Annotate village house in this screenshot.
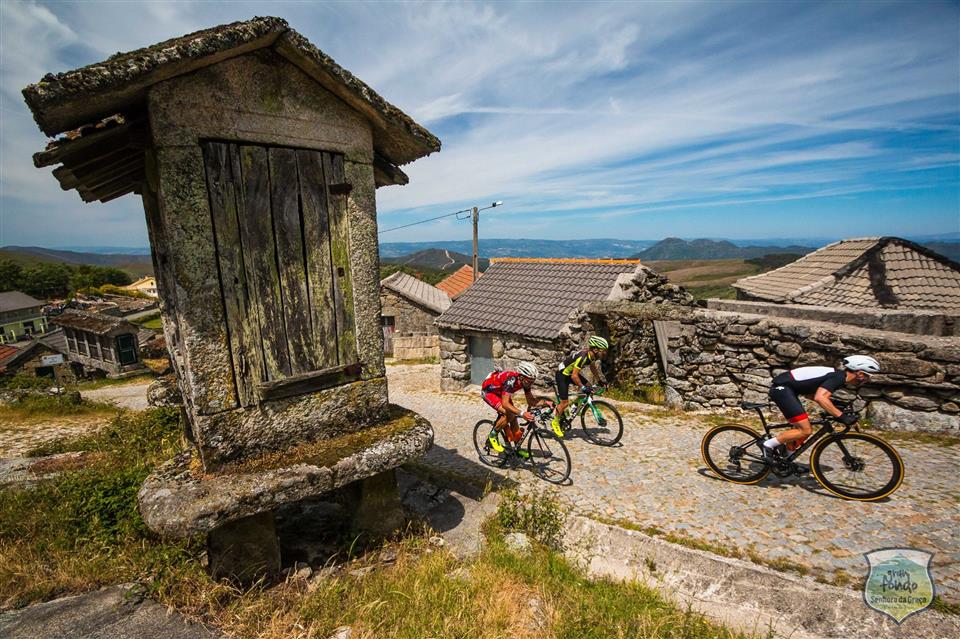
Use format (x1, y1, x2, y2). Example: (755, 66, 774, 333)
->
(434, 258, 693, 390)
(435, 264, 477, 300)
(380, 271, 450, 357)
(123, 275, 159, 298)
(51, 310, 145, 377)
(733, 237, 960, 310)
(0, 339, 78, 384)
(0, 291, 49, 344)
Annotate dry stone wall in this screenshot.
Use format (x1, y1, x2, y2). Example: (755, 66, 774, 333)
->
(585, 302, 960, 432)
(380, 289, 439, 336)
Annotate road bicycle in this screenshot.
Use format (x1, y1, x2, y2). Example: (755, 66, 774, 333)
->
(700, 399, 904, 501)
(544, 380, 624, 446)
(473, 407, 572, 484)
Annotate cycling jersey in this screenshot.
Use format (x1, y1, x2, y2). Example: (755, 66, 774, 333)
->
(481, 370, 524, 412)
(770, 366, 846, 423)
(558, 349, 596, 377)
(772, 367, 846, 395)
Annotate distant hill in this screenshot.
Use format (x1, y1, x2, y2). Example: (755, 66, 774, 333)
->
(383, 248, 490, 271)
(380, 238, 656, 259)
(632, 238, 815, 260)
(923, 241, 960, 263)
(0, 246, 154, 277)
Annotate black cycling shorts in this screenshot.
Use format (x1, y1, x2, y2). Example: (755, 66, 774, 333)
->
(555, 371, 572, 400)
(769, 384, 809, 423)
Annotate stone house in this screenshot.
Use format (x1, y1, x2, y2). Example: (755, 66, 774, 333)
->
(52, 310, 145, 377)
(23, 16, 440, 582)
(733, 237, 960, 310)
(434, 258, 692, 390)
(436, 265, 477, 300)
(0, 339, 78, 384)
(0, 291, 49, 344)
(380, 271, 450, 356)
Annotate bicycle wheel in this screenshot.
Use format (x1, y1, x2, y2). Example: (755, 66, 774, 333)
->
(700, 424, 770, 484)
(473, 419, 508, 467)
(809, 433, 904, 501)
(526, 429, 571, 484)
(579, 399, 624, 445)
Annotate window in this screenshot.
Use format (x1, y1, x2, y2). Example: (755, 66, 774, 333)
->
(116, 334, 137, 365)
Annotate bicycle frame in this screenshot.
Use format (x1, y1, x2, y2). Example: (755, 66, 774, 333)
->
(744, 406, 854, 463)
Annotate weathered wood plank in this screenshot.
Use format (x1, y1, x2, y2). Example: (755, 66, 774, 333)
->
(324, 152, 358, 367)
(268, 147, 318, 375)
(202, 142, 257, 405)
(257, 362, 363, 402)
(296, 149, 339, 369)
(237, 144, 291, 381)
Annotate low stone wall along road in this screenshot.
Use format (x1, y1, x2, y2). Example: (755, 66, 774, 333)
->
(388, 364, 960, 603)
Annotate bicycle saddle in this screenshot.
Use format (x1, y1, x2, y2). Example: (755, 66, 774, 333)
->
(740, 401, 767, 410)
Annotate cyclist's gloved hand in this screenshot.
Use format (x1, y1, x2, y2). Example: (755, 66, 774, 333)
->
(522, 411, 534, 421)
(838, 411, 858, 425)
(580, 385, 593, 394)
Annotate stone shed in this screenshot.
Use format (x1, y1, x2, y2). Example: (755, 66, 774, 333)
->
(434, 258, 692, 390)
(24, 17, 440, 582)
(380, 271, 450, 357)
(733, 237, 960, 310)
(52, 310, 145, 377)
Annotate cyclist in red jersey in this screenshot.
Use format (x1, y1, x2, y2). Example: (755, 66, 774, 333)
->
(481, 362, 553, 454)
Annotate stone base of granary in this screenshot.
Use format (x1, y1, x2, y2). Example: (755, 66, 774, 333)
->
(138, 405, 433, 582)
(207, 512, 281, 585)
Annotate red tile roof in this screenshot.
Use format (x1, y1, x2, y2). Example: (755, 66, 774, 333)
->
(0, 344, 20, 371)
(436, 265, 477, 299)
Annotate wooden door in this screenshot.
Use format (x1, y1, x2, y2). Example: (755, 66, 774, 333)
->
(201, 141, 359, 406)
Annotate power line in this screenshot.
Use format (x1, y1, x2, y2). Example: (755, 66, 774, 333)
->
(378, 207, 471, 235)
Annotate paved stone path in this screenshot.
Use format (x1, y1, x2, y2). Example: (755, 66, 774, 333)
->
(389, 364, 960, 602)
(82, 381, 153, 411)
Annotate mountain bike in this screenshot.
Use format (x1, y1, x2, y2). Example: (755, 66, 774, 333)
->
(473, 407, 572, 484)
(700, 400, 904, 501)
(544, 380, 624, 446)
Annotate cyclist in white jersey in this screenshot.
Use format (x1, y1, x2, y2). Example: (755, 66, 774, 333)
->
(763, 355, 879, 459)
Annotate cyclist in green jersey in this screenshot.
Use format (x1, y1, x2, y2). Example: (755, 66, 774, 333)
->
(551, 336, 609, 437)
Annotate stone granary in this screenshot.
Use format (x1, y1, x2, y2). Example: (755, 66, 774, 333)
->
(733, 237, 960, 310)
(53, 310, 146, 377)
(23, 17, 440, 582)
(434, 258, 693, 389)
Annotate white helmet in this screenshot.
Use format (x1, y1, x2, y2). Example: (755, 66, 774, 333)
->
(842, 355, 880, 374)
(516, 362, 539, 380)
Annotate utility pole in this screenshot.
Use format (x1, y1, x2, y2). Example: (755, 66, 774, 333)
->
(470, 201, 503, 282)
(472, 207, 479, 281)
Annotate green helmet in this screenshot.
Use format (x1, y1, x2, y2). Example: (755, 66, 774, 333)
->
(588, 336, 609, 350)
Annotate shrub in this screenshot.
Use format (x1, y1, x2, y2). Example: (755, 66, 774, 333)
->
(494, 489, 566, 549)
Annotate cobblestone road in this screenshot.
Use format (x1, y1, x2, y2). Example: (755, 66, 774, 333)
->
(389, 363, 960, 602)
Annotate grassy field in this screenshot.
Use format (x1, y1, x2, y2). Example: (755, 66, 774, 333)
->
(647, 259, 760, 300)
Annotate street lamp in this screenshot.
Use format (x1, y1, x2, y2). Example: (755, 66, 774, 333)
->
(472, 201, 503, 281)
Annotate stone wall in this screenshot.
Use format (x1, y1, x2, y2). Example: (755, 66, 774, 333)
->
(380, 289, 439, 336)
(586, 302, 960, 432)
(706, 299, 960, 337)
(393, 334, 439, 360)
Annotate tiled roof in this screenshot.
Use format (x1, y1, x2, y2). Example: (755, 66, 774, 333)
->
(381, 271, 451, 314)
(39, 329, 68, 354)
(436, 265, 477, 299)
(52, 310, 137, 335)
(0, 291, 45, 313)
(436, 259, 640, 340)
(0, 344, 20, 369)
(733, 237, 960, 310)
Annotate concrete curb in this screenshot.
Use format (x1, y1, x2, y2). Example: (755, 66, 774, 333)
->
(562, 515, 959, 639)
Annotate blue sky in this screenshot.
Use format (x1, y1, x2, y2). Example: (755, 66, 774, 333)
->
(0, 0, 958, 248)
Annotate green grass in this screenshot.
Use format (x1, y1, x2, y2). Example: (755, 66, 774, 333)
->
(0, 394, 117, 422)
(75, 372, 155, 391)
(686, 284, 737, 300)
(131, 310, 163, 330)
(1, 408, 196, 608)
(385, 356, 438, 366)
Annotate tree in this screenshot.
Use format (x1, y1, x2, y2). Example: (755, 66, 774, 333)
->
(69, 265, 131, 291)
(19, 263, 72, 299)
(0, 260, 23, 292)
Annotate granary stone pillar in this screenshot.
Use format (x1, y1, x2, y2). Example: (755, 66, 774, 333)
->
(24, 17, 441, 583)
